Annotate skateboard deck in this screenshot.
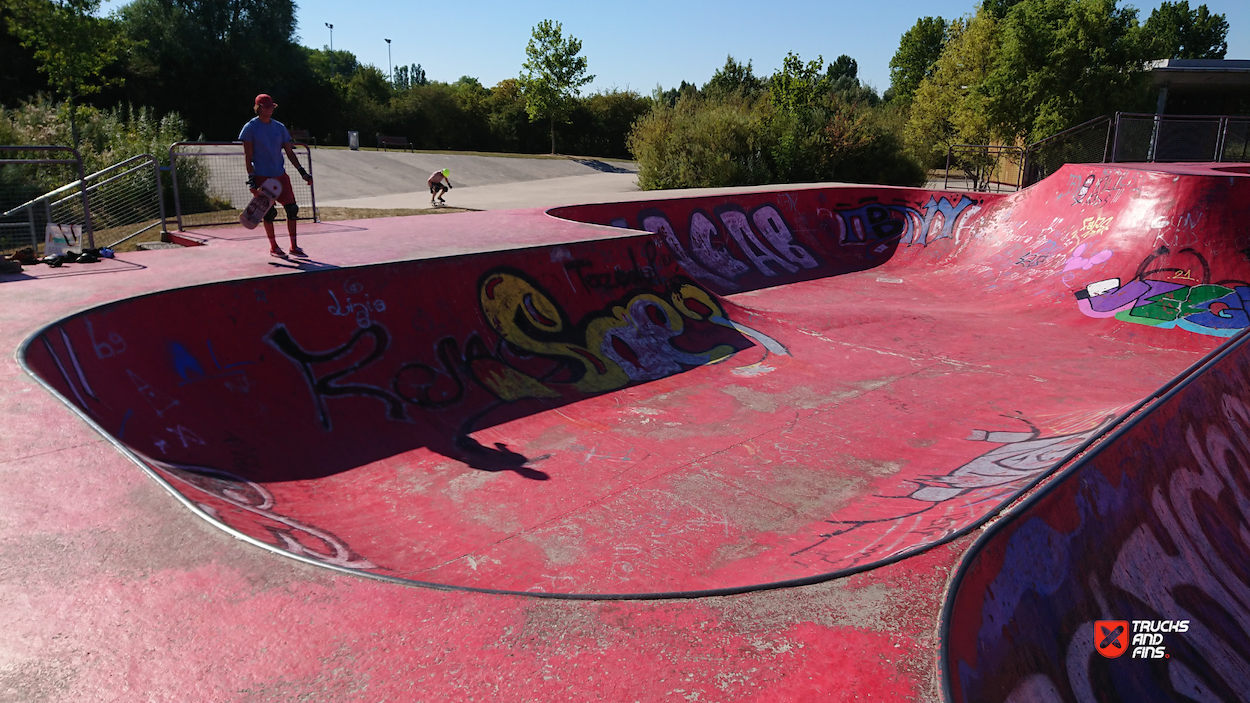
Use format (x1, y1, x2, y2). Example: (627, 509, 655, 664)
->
(239, 179, 283, 229)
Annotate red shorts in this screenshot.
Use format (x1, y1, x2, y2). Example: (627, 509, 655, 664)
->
(257, 173, 296, 205)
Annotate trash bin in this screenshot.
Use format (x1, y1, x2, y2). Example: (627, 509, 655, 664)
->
(348, 131, 359, 150)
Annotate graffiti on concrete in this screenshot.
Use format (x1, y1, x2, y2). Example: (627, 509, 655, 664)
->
(269, 267, 751, 431)
(327, 278, 387, 328)
(1065, 170, 1137, 207)
(1075, 245, 1250, 337)
(835, 194, 979, 249)
(948, 393, 1250, 702)
(635, 195, 981, 290)
(794, 415, 1112, 568)
(149, 455, 377, 570)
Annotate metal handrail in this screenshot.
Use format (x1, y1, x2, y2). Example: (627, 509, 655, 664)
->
(943, 144, 1026, 192)
(47, 154, 167, 239)
(0, 145, 91, 248)
(1024, 115, 1112, 152)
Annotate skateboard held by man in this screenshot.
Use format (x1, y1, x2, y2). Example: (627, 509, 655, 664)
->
(240, 178, 283, 230)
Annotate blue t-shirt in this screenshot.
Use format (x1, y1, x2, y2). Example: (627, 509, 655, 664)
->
(239, 117, 291, 177)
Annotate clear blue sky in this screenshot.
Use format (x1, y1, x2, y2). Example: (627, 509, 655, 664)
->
(103, 0, 1250, 95)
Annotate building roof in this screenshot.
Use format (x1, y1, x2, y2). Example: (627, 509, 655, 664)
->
(1148, 59, 1250, 88)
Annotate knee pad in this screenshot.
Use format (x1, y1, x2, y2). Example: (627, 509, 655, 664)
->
(263, 205, 278, 222)
(284, 203, 299, 220)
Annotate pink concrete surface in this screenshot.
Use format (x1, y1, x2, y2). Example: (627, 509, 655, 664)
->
(0, 206, 964, 702)
(2, 162, 1247, 700)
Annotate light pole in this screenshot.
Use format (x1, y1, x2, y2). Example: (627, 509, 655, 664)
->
(384, 38, 392, 86)
(325, 23, 334, 79)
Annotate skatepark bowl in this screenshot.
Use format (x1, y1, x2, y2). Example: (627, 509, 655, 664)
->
(18, 161, 1250, 699)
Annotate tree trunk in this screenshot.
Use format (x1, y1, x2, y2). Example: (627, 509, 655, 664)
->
(68, 95, 80, 150)
(550, 114, 555, 154)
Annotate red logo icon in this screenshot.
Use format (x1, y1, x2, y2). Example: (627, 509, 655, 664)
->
(1095, 620, 1130, 658)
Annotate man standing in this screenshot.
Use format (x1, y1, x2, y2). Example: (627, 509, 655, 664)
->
(241, 93, 313, 259)
(428, 168, 452, 206)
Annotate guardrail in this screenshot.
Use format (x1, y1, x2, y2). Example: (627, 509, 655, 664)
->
(0, 146, 91, 252)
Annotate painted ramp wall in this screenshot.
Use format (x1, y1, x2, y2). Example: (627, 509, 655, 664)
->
(942, 327, 1250, 703)
(20, 164, 1250, 599)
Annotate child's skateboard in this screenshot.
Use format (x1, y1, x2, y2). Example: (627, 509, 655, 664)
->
(240, 179, 283, 229)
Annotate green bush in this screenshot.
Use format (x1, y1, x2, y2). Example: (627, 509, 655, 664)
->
(0, 96, 205, 219)
(629, 96, 771, 189)
(628, 93, 925, 190)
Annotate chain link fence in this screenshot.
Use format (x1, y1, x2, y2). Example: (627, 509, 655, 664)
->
(943, 145, 1025, 192)
(1, 146, 90, 254)
(1019, 113, 1249, 187)
(170, 141, 318, 230)
(1022, 116, 1112, 187)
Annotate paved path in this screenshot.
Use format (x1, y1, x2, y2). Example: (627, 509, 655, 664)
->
(310, 148, 639, 203)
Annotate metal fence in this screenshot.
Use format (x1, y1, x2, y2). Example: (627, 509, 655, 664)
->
(170, 141, 318, 231)
(1, 146, 90, 253)
(1109, 113, 1250, 162)
(943, 145, 1026, 193)
(1022, 116, 1113, 187)
(53, 154, 166, 249)
(1018, 113, 1250, 187)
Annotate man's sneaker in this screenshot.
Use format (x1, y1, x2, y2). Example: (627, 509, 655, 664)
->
(270, 249, 288, 260)
(289, 246, 307, 257)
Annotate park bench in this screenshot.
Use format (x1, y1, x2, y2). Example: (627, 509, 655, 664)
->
(289, 128, 316, 147)
(376, 134, 413, 152)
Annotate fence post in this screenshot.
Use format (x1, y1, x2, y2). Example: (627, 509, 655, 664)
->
(1110, 113, 1122, 163)
(1215, 117, 1229, 162)
(169, 143, 185, 232)
(153, 155, 169, 236)
(73, 148, 95, 249)
(944, 147, 952, 190)
(303, 143, 320, 223)
(27, 202, 37, 249)
(1102, 118, 1114, 163)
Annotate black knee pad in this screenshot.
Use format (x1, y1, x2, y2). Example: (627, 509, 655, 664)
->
(263, 205, 278, 222)
(284, 203, 299, 220)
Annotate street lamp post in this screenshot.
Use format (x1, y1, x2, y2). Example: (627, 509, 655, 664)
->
(384, 38, 392, 86)
(325, 23, 334, 79)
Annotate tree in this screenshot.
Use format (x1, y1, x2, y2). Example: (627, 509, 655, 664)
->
(769, 52, 832, 116)
(4, 0, 129, 146)
(117, 0, 308, 140)
(1140, 1, 1228, 59)
(0, 3, 49, 104)
(702, 55, 764, 100)
(518, 19, 594, 153)
(983, 0, 1146, 143)
(888, 17, 947, 103)
(905, 11, 1001, 171)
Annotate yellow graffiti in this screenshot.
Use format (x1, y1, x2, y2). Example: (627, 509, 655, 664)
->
(477, 272, 736, 400)
(1080, 216, 1114, 238)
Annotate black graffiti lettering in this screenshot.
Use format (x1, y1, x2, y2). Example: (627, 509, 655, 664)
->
(267, 323, 408, 430)
(392, 336, 467, 407)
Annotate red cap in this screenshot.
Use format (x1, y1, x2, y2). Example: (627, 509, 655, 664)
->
(255, 93, 277, 108)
